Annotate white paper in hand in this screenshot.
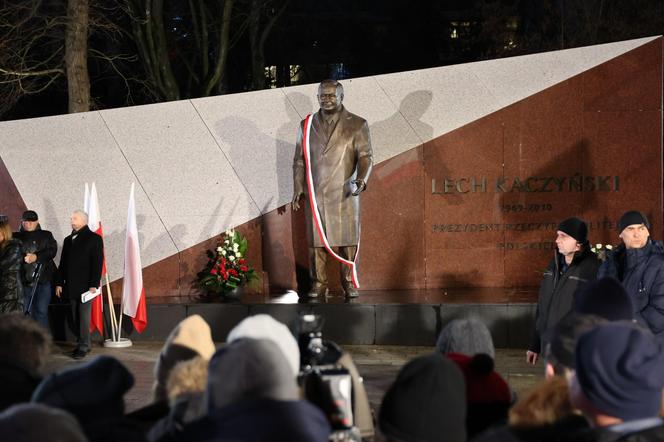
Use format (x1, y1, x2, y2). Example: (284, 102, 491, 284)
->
(81, 288, 101, 303)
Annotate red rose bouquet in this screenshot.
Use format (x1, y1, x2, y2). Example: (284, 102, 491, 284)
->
(198, 229, 256, 295)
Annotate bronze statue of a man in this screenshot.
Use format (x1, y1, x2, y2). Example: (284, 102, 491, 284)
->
(292, 79, 373, 298)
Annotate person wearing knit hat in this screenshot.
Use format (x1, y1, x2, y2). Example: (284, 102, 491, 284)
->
(175, 338, 330, 442)
(557, 217, 589, 245)
(206, 338, 299, 411)
(126, 315, 216, 432)
(598, 210, 664, 336)
(527, 217, 600, 365)
(32, 355, 134, 418)
(152, 314, 216, 402)
(437, 317, 496, 359)
(379, 352, 466, 442)
(148, 356, 209, 442)
(226, 314, 300, 378)
(446, 352, 512, 438)
(618, 210, 651, 233)
(570, 322, 664, 440)
(32, 355, 146, 442)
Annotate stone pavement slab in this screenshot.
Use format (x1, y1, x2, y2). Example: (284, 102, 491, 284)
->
(46, 342, 542, 415)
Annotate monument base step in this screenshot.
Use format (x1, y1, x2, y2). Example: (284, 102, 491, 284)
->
(46, 288, 538, 347)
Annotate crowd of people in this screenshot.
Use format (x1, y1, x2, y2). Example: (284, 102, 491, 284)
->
(1, 208, 664, 441)
(0, 303, 661, 441)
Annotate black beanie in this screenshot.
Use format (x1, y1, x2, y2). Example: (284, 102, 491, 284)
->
(575, 322, 664, 421)
(32, 356, 134, 420)
(557, 217, 588, 244)
(574, 277, 634, 321)
(379, 353, 466, 442)
(618, 210, 650, 232)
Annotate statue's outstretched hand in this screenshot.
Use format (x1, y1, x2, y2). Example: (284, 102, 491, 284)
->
(351, 179, 366, 196)
(292, 192, 303, 211)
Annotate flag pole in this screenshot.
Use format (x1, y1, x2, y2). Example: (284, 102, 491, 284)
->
(84, 183, 90, 212)
(104, 274, 118, 341)
(87, 182, 105, 337)
(104, 281, 131, 347)
(117, 285, 125, 341)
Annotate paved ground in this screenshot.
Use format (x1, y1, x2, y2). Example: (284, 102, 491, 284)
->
(46, 341, 543, 416)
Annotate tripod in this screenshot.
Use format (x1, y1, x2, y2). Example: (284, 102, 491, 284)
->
(24, 263, 43, 317)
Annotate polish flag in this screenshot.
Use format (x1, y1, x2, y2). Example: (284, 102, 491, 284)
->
(121, 183, 147, 333)
(86, 183, 104, 334)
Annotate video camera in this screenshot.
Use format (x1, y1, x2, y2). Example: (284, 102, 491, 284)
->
(297, 313, 361, 441)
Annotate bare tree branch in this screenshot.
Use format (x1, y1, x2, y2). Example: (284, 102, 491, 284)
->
(0, 67, 64, 77)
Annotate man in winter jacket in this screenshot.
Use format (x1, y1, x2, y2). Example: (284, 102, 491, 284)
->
(14, 210, 57, 329)
(527, 218, 599, 364)
(598, 210, 664, 335)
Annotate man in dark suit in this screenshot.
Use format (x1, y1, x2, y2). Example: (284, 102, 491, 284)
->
(55, 210, 103, 359)
(292, 79, 373, 299)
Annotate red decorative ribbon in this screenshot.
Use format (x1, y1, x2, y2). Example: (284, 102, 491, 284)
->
(302, 114, 360, 288)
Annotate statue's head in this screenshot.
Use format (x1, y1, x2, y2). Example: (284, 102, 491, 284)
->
(317, 79, 344, 114)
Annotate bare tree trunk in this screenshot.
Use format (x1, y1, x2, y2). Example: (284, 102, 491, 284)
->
(203, 0, 234, 96)
(151, 0, 180, 100)
(65, 0, 90, 112)
(125, 0, 180, 101)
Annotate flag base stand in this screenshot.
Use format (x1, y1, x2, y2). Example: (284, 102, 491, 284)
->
(103, 338, 132, 348)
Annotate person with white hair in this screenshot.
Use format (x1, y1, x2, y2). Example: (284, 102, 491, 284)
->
(54, 210, 103, 359)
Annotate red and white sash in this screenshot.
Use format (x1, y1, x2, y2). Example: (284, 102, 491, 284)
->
(302, 114, 360, 288)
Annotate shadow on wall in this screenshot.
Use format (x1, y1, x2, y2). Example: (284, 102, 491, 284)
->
(364, 91, 434, 290)
(213, 106, 299, 211)
(279, 93, 315, 292)
(196, 196, 228, 244)
(106, 213, 188, 293)
(279, 91, 314, 210)
(204, 92, 314, 292)
(41, 198, 65, 263)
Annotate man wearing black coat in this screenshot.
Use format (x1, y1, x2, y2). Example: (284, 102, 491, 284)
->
(14, 210, 58, 329)
(55, 210, 103, 359)
(527, 218, 599, 364)
(598, 210, 664, 336)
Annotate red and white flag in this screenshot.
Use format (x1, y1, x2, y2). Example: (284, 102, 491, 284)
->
(122, 183, 147, 333)
(86, 182, 105, 334)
